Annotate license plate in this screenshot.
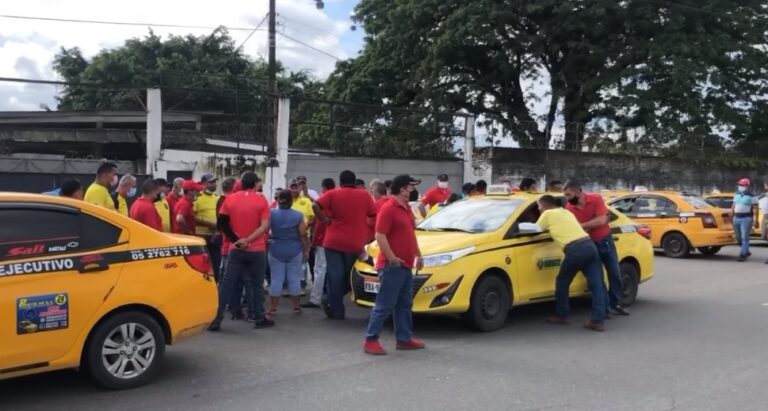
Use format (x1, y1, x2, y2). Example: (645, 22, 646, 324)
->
(364, 279, 380, 294)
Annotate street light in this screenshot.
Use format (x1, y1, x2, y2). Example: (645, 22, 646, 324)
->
(315, 1, 324, 9)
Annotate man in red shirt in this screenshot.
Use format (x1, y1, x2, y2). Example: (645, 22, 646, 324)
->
(418, 173, 451, 217)
(364, 174, 425, 355)
(313, 170, 377, 320)
(367, 181, 389, 243)
(563, 180, 629, 316)
(303, 178, 336, 308)
(173, 180, 203, 235)
(209, 172, 273, 331)
(166, 178, 184, 222)
(130, 180, 163, 231)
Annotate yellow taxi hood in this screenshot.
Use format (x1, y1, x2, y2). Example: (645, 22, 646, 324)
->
(367, 231, 486, 259)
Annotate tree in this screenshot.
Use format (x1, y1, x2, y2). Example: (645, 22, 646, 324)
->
(326, 0, 768, 151)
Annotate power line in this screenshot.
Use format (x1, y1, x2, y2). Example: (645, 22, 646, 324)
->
(236, 13, 270, 52)
(278, 14, 340, 37)
(0, 14, 267, 32)
(277, 32, 341, 60)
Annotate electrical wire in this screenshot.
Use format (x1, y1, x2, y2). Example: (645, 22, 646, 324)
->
(236, 13, 270, 52)
(277, 32, 341, 60)
(0, 14, 266, 32)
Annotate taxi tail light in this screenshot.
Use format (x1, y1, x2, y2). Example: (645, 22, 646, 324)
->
(636, 225, 652, 240)
(699, 213, 718, 228)
(185, 252, 214, 278)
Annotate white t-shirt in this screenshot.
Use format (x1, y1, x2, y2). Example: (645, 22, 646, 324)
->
(759, 195, 768, 215)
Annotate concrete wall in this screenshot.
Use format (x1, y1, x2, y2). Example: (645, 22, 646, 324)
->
(286, 153, 463, 193)
(475, 147, 764, 194)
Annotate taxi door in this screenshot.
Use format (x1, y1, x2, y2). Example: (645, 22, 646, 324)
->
(0, 204, 128, 371)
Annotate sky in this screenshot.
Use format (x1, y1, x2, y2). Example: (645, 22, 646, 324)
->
(0, 0, 365, 110)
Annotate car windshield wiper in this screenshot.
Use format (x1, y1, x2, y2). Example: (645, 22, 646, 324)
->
(425, 227, 476, 233)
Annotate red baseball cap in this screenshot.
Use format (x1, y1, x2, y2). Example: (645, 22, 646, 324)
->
(182, 180, 204, 192)
(738, 178, 751, 186)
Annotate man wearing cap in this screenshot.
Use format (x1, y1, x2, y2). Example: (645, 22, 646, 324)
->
(296, 176, 319, 201)
(196, 174, 222, 281)
(174, 180, 203, 235)
(130, 180, 163, 231)
(153, 178, 172, 232)
(289, 179, 315, 223)
(732, 178, 758, 262)
(418, 174, 451, 218)
(364, 174, 426, 355)
(313, 170, 377, 320)
(535, 195, 607, 332)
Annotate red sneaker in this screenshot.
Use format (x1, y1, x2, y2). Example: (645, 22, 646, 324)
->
(363, 340, 387, 355)
(396, 338, 426, 350)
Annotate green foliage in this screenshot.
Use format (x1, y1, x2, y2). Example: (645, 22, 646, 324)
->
(326, 0, 768, 152)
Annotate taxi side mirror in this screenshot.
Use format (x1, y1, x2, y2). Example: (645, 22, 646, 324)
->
(518, 222, 544, 235)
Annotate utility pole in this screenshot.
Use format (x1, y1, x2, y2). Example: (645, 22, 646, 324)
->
(267, 0, 277, 157)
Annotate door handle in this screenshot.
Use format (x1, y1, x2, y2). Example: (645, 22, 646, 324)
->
(79, 264, 109, 274)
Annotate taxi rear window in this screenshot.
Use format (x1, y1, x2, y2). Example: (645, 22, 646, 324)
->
(682, 196, 713, 209)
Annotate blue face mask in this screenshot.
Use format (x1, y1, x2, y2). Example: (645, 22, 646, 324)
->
(127, 187, 137, 198)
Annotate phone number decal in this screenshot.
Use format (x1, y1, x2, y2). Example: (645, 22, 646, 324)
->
(130, 246, 191, 261)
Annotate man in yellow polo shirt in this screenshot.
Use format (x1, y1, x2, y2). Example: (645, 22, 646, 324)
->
(195, 173, 222, 281)
(84, 162, 119, 211)
(289, 179, 315, 223)
(153, 178, 173, 232)
(534, 194, 606, 331)
(111, 174, 137, 216)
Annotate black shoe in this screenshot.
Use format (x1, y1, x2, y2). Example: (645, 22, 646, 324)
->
(208, 320, 222, 332)
(738, 255, 747, 262)
(301, 302, 321, 308)
(612, 306, 630, 316)
(253, 318, 275, 329)
(764, 259, 768, 265)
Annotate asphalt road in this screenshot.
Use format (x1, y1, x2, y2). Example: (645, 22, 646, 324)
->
(3, 245, 768, 411)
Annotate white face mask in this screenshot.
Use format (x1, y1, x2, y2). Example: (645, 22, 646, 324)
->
(738, 186, 747, 193)
(437, 181, 448, 189)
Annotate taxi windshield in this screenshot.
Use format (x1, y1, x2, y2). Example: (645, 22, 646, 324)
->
(682, 196, 713, 209)
(417, 199, 525, 233)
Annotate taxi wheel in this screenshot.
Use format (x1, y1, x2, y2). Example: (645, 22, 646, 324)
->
(620, 262, 639, 307)
(697, 246, 722, 256)
(661, 232, 690, 258)
(463, 275, 510, 332)
(84, 312, 166, 390)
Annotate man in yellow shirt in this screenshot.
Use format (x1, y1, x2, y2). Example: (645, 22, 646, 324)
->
(289, 179, 315, 223)
(195, 173, 221, 281)
(111, 174, 137, 216)
(534, 194, 606, 331)
(153, 178, 172, 232)
(84, 162, 119, 211)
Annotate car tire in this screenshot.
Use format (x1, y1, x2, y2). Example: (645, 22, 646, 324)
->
(84, 311, 166, 390)
(463, 275, 510, 332)
(620, 262, 640, 307)
(661, 232, 690, 258)
(697, 246, 722, 256)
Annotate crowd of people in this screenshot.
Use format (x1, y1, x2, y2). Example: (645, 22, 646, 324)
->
(50, 161, 634, 350)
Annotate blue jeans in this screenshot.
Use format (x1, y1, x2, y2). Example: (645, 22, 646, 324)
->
(324, 249, 358, 319)
(268, 252, 303, 297)
(733, 216, 753, 257)
(594, 235, 623, 309)
(365, 265, 414, 342)
(215, 249, 267, 322)
(555, 239, 606, 323)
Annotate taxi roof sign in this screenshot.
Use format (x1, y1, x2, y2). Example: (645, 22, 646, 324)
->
(486, 184, 512, 195)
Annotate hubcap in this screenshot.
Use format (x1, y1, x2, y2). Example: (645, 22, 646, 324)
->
(101, 323, 156, 380)
(668, 239, 682, 253)
(481, 289, 500, 319)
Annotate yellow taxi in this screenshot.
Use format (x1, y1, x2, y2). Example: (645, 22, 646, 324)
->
(0, 193, 217, 389)
(608, 192, 733, 258)
(352, 188, 654, 332)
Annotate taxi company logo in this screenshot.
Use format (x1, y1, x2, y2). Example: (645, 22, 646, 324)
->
(164, 262, 178, 269)
(48, 245, 67, 252)
(6, 244, 45, 257)
(0, 258, 75, 277)
(537, 258, 562, 270)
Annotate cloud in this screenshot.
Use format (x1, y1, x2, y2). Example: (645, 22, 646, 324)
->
(0, 0, 356, 110)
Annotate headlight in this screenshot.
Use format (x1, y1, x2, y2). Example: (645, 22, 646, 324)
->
(421, 246, 475, 268)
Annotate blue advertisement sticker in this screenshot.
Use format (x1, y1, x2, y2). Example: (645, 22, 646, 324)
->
(16, 293, 69, 335)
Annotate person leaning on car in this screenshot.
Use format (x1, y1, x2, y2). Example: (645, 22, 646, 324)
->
(534, 194, 607, 332)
